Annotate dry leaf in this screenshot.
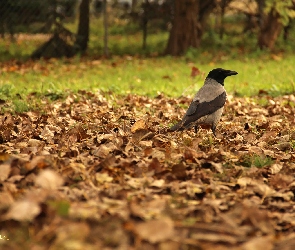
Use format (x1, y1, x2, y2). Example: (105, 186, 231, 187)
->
(131, 119, 147, 133)
(269, 163, 283, 174)
(241, 235, 274, 250)
(0, 88, 295, 248)
(0, 162, 11, 182)
(172, 163, 187, 179)
(5, 200, 40, 221)
(35, 169, 64, 189)
(95, 173, 113, 184)
(135, 218, 174, 243)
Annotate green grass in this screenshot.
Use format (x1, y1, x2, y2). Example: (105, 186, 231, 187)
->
(239, 153, 273, 168)
(0, 16, 295, 113)
(1, 55, 295, 100)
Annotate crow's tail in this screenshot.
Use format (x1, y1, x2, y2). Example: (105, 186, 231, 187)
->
(168, 121, 184, 132)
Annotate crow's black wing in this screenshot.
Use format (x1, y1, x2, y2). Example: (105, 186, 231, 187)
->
(186, 100, 199, 116)
(170, 92, 226, 131)
(181, 91, 226, 128)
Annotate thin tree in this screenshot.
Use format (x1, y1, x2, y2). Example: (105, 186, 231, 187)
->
(75, 0, 90, 51)
(219, 0, 233, 39)
(165, 0, 215, 56)
(103, 0, 109, 57)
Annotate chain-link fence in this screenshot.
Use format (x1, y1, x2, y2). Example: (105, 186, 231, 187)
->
(0, 0, 173, 59)
(0, 0, 134, 59)
(0, 0, 82, 38)
(0, 0, 142, 38)
(0, 1, 105, 34)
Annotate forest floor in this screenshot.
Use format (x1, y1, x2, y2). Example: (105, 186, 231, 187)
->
(1, 91, 295, 249)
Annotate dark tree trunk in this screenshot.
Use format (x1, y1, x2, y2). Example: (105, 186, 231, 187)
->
(75, 0, 90, 51)
(219, 0, 227, 39)
(131, 0, 138, 12)
(258, 7, 282, 49)
(103, 0, 109, 56)
(142, 17, 148, 50)
(199, 0, 216, 28)
(283, 20, 294, 41)
(257, 0, 265, 30)
(142, 0, 149, 50)
(165, 0, 215, 56)
(165, 0, 199, 56)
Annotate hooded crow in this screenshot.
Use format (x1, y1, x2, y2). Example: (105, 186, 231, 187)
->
(170, 68, 238, 136)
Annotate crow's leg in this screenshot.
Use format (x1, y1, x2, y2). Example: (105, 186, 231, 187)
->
(211, 124, 217, 137)
(194, 125, 199, 133)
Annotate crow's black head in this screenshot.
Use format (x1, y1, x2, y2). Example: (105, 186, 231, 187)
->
(207, 68, 238, 85)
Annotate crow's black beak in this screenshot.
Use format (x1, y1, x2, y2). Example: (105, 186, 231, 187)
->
(226, 70, 238, 76)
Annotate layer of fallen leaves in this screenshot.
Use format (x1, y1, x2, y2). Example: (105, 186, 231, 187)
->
(0, 91, 295, 249)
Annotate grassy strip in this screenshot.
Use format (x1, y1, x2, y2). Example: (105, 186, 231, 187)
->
(1, 55, 295, 99)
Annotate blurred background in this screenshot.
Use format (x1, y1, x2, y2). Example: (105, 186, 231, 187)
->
(0, 0, 294, 61)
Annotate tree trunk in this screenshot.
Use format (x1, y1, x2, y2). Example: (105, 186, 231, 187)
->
(257, 0, 265, 30)
(199, 0, 216, 28)
(165, 0, 200, 55)
(165, 0, 215, 56)
(219, 0, 227, 39)
(75, 0, 89, 51)
(142, 0, 149, 50)
(103, 0, 109, 56)
(283, 19, 294, 41)
(258, 7, 282, 49)
(131, 0, 138, 12)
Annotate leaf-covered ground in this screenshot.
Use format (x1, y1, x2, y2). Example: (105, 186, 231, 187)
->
(0, 92, 295, 249)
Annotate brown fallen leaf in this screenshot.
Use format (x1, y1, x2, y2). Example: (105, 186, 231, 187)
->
(240, 235, 274, 250)
(130, 198, 167, 220)
(24, 155, 52, 172)
(4, 199, 41, 221)
(148, 157, 162, 173)
(190, 66, 201, 78)
(172, 163, 187, 180)
(274, 233, 295, 250)
(0, 191, 14, 209)
(1, 87, 295, 248)
(131, 119, 147, 133)
(0, 152, 11, 162)
(131, 129, 153, 143)
(134, 217, 174, 244)
(273, 142, 291, 151)
(268, 163, 283, 175)
(27, 138, 45, 148)
(0, 162, 11, 182)
(95, 172, 113, 184)
(35, 169, 64, 189)
(191, 232, 238, 244)
(39, 124, 62, 143)
(54, 222, 90, 247)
